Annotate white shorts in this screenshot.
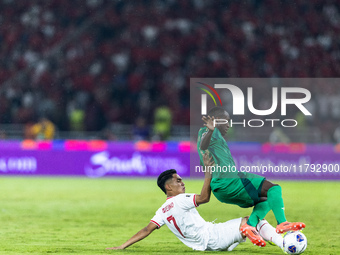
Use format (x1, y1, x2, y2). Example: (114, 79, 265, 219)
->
(205, 217, 246, 251)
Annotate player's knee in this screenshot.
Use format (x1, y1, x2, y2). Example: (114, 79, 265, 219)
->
(261, 180, 280, 196)
(266, 180, 279, 188)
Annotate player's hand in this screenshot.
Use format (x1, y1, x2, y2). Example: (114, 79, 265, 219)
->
(202, 115, 215, 131)
(106, 246, 124, 250)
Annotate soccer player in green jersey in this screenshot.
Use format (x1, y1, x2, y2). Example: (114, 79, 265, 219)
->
(197, 106, 305, 247)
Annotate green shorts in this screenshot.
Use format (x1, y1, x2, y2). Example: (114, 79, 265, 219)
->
(210, 172, 265, 208)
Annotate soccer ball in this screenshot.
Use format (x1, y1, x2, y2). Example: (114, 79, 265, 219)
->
(283, 231, 307, 254)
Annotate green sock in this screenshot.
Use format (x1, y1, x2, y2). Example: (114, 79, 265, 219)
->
(247, 201, 271, 227)
(267, 185, 287, 224)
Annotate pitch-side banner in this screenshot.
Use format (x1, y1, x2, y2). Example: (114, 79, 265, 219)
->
(0, 148, 189, 178)
(0, 141, 339, 179)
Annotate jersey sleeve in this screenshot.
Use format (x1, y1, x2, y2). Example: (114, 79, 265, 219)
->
(175, 193, 199, 210)
(150, 209, 165, 229)
(210, 128, 220, 143)
(200, 127, 219, 148)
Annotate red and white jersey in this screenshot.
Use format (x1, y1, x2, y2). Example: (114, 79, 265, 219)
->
(150, 193, 212, 251)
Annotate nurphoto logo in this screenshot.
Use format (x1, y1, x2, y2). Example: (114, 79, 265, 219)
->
(197, 83, 312, 128)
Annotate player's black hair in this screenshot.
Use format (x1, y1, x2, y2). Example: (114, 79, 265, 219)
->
(207, 106, 228, 118)
(157, 169, 177, 194)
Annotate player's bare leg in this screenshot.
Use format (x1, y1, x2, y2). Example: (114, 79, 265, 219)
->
(261, 180, 306, 234)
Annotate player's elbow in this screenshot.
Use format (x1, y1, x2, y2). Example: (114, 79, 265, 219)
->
(198, 195, 210, 205)
(203, 197, 210, 203)
(200, 143, 208, 151)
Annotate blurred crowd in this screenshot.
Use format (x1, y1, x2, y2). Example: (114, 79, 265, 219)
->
(1, 0, 340, 141)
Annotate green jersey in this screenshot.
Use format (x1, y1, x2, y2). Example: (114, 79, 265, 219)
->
(197, 126, 265, 208)
(197, 127, 239, 179)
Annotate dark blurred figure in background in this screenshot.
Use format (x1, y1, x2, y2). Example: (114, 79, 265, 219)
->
(133, 116, 150, 141)
(85, 94, 107, 132)
(334, 125, 340, 144)
(0, 130, 7, 140)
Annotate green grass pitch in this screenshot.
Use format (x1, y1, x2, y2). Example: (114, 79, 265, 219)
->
(0, 177, 339, 254)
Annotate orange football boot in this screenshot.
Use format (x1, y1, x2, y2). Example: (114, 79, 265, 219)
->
(240, 223, 266, 247)
(276, 222, 306, 234)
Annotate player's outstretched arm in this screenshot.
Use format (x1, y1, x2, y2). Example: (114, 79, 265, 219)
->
(195, 152, 214, 205)
(106, 222, 157, 250)
(200, 115, 215, 150)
